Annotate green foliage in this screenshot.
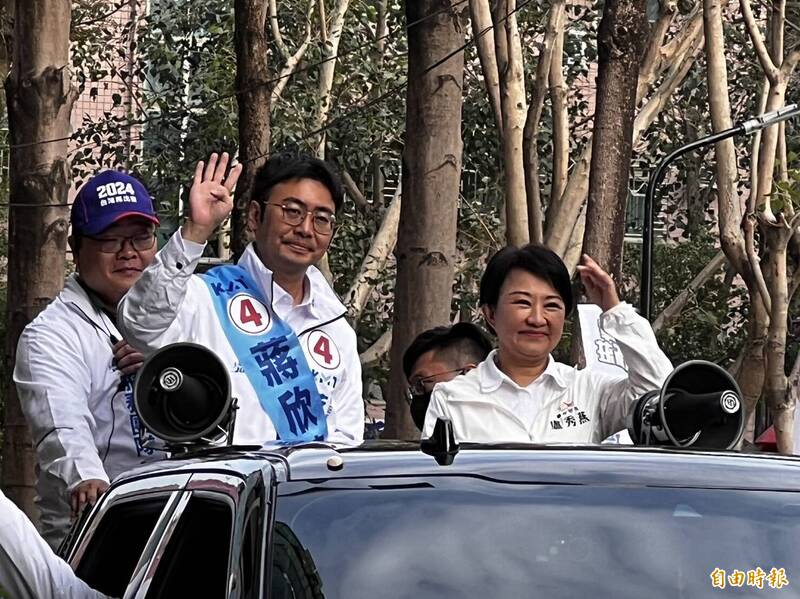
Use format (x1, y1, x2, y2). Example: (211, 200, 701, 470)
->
(769, 156, 800, 213)
(71, 0, 238, 219)
(622, 237, 748, 367)
(62, 0, 776, 379)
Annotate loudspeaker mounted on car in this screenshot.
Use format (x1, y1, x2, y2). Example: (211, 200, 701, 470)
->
(627, 360, 744, 450)
(134, 342, 237, 449)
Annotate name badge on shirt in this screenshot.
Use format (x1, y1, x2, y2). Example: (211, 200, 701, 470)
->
(549, 399, 591, 431)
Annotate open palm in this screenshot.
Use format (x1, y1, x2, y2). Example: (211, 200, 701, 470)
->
(183, 152, 243, 242)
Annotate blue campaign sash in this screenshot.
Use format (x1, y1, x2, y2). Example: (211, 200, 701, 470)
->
(201, 264, 327, 442)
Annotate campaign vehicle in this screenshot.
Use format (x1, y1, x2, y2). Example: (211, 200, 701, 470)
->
(60, 440, 800, 599)
(58, 343, 799, 598)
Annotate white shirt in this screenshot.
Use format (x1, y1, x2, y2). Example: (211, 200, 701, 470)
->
(118, 230, 364, 445)
(423, 302, 673, 443)
(0, 490, 111, 599)
(14, 276, 166, 548)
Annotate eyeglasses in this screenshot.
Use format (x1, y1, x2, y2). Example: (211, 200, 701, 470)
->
(85, 232, 157, 254)
(266, 199, 336, 235)
(407, 367, 469, 398)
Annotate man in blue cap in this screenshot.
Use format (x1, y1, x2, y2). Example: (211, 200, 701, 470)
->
(13, 170, 165, 550)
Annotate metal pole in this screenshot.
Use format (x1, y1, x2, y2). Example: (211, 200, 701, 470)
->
(639, 104, 800, 321)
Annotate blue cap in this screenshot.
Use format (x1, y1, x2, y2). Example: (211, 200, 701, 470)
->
(70, 170, 159, 236)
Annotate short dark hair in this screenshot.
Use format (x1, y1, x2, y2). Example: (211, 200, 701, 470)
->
(252, 150, 344, 214)
(479, 244, 573, 313)
(403, 322, 493, 378)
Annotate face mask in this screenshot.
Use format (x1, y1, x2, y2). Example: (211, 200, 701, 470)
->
(410, 392, 432, 431)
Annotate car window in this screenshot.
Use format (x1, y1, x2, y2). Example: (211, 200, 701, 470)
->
(146, 494, 233, 598)
(271, 478, 800, 599)
(75, 495, 169, 598)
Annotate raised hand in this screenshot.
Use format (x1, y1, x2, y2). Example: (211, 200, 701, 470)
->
(575, 254, 620, 312)
(182, 152, 243, 243)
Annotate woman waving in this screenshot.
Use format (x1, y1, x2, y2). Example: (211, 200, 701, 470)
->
(422, 245, 673, 443)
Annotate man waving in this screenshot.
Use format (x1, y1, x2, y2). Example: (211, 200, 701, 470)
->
(119, 151, 364, 445)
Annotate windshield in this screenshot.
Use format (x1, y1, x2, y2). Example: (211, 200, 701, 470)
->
(271, 477, 800, 599)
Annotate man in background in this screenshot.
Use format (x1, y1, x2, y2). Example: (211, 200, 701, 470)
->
(403, 323, 492, 431)
(14, 171, 165, 549)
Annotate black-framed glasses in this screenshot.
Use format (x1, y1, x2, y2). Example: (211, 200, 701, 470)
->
(407, 367, 469, 399)
(85, 232, 157, 254)
(266, 199, 336, 235)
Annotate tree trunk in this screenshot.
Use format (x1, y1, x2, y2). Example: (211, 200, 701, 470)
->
(312, 0, 352, 157)
(232, 0, 271, 257)
(704, 0, 774, 444)
(382, 0, 466, 440)
(737, 297, 768, 442)
(683, 117, 706, 239)
(494, 0, 528, 246)
(3, 0, 77, 519)
(523, 0, 564, 244)
(469, 0, 503, 135)
(545, 10, 702, 258)
(582, 0, 648, 280)
(548, 23, 569, 211)
(762, 231, 794, 452)
(0, 0, 13, 80)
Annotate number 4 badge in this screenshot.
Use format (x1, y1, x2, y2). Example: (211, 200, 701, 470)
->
(306, 330, 341, 369)
(228, 293, 272, 335)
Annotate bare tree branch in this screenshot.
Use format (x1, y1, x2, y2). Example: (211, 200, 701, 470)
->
(653, 250, 727, 333)
(636, 0, 678, 100)
(344, 184, 402, 323)
(341, 168, 369, 211)
(704, 0, 753, 278)
(270, 0, 315, 107)
(749, 78, 770, 207)
(740, 0, 780, 83)
(313, 0, 352, 156)
(318, 0, 328, 43)
(495, 0, 529, 244)
(633, 33, 702, 139)
(470, 0, 503, 134)
(359, 328, 393, 366)
(770, 0, 785, 64)
(563, 202, 586, 275)
(268, 0, 290, 60)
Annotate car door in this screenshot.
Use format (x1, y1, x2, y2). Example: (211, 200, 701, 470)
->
(66, 467, 272, 599)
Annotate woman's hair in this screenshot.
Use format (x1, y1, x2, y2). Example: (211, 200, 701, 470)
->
(479, 244, 573, 313)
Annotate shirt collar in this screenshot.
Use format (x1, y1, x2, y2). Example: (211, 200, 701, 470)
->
(61, 275, 121, 335)
(479, 350, 568, 392)
(238, 242, 335, 318)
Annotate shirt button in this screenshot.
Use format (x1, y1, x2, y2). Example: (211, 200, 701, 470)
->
(176, 262, 183, 269)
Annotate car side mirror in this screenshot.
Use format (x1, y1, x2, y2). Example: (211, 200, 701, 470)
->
(420, 418, 460, 466)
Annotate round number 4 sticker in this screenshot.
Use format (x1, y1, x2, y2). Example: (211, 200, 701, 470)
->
(228, 293, 271, 335)
(306, 330, 341, 369)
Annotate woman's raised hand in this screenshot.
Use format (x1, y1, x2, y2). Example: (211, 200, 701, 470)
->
(576, 254, 620, 312)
